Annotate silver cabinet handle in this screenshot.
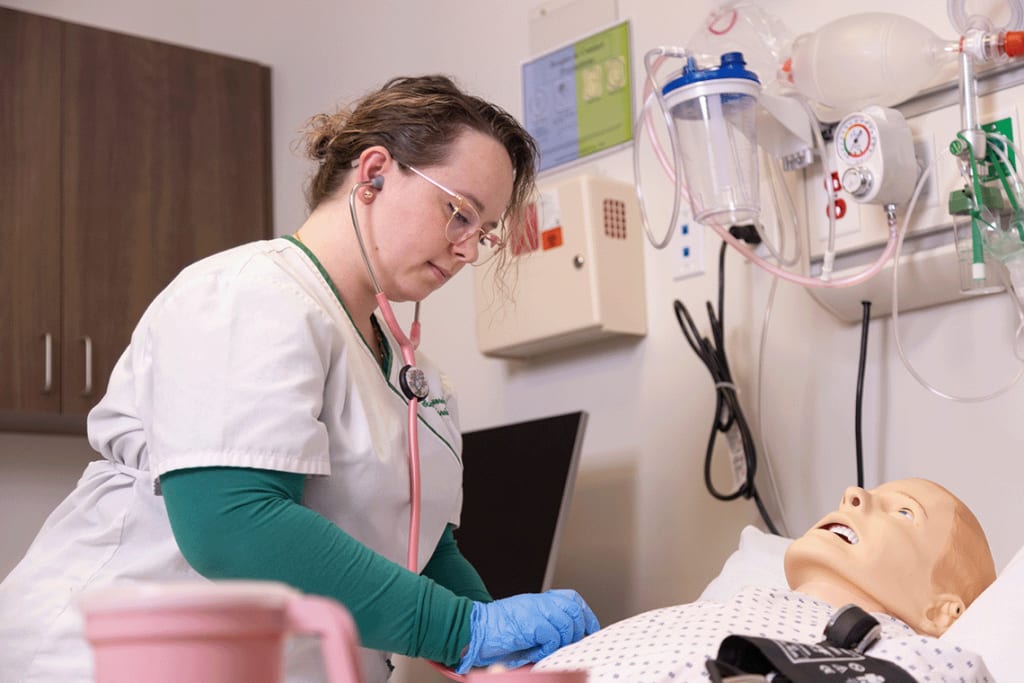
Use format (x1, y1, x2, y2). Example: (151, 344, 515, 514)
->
(81, 335, 93, 396)
(42, 333, 53, 394)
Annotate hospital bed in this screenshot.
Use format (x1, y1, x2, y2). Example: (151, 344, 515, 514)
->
(80, 523, 1019, 682)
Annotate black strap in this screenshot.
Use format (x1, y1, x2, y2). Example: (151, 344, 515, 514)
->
(707, 635, 917, 682)
(823, 604, 882, 653)
(706, 605, 917, 683)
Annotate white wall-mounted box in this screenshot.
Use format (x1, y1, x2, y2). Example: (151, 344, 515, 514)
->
(474, 175, 647, 359)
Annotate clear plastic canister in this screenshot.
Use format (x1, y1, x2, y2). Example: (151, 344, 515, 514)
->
(662, 53, 761, 226)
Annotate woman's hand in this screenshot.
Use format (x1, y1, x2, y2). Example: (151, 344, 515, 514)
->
(456, 589, 600, 673)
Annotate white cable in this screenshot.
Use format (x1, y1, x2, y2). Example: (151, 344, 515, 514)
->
(988, 143, 1024, 200)
(758, 153, 802, 268)
(989, 259, 1024, 362)
(988, 130, 1024, 161)
(755, 274, 789, 537)
(985, 132, 1024, 203)
(891, 163, 1024, 401)
(786, 93, 839, 279)
(634, 49, 688, 250)
(983, 245, 1024, 361)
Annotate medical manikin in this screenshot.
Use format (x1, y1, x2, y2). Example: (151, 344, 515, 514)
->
(535, 478, 998, 682)
(785, 478, 995, 638)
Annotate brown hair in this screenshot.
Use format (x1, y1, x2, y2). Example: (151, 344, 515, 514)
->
(299, 75, 538, 286)
(926, 480, 996, 610)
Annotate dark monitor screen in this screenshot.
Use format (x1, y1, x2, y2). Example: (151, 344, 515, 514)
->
(454, 411, 587, 600)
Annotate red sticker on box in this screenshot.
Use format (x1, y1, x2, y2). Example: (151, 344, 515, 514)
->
(541, 227, 563, 250)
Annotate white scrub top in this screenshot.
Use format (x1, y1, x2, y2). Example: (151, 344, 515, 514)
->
(0, 237, 464, 683)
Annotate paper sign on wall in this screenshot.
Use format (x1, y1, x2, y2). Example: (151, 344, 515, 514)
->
(522, 21, 633, 173)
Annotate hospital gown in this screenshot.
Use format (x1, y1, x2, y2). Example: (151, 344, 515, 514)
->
(534, 586, 993, 682)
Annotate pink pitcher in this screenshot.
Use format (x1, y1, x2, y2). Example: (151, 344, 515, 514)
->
(79, 580, 364, 683)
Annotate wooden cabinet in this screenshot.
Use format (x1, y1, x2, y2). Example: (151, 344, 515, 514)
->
(0, 9, 62, 421)
(0, 8, 273, 432)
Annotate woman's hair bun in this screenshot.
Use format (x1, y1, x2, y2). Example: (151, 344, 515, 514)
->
(302, 111, 348, 161)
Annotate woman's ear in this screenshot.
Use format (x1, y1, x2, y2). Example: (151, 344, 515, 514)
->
(355, 146, 392, 186)
(921, 594, 967, 636)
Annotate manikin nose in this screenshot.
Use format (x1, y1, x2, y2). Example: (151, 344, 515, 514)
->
(841, 486, 868, 509)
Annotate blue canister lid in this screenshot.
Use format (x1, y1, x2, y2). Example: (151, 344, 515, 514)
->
(662, 51, 760, 96)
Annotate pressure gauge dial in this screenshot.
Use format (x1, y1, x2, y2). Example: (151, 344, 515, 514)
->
(836, 113, 878, 164)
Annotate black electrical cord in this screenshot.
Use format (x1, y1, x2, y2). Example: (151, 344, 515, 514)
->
(854, 301, 871, 489)
(674, 233, 779, 535)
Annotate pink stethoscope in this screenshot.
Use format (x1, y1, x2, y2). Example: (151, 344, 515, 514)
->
(348, 176, 469, 682)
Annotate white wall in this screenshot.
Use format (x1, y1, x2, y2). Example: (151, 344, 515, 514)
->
(2, 1, 1023, 680)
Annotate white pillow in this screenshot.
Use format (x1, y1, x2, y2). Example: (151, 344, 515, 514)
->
(698, 525, 792, 602)
(940, 542, 1024, 683)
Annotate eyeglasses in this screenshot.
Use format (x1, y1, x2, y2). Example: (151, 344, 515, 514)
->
(404, 164, 505, 265)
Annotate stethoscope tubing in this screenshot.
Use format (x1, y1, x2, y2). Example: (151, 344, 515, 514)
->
(348, 181, 425, 571)
(348, 181, 466, 681)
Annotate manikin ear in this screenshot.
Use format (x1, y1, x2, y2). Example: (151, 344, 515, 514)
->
(921, 594, 967, 636)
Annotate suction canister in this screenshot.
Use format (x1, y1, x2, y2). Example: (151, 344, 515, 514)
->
(661, 51, 762, 227)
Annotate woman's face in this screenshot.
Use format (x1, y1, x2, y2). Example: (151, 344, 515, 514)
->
(366, 129, 514, 303)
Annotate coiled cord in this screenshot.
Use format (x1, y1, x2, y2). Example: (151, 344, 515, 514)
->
(674, 234, 779, 534)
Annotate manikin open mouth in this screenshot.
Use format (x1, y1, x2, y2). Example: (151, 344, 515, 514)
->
(821, 522, 859, 544)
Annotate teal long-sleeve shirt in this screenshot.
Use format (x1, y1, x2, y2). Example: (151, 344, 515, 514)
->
(160, 466, 492, 667)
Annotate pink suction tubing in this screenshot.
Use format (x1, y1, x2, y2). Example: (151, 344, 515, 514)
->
(640, 50, 899, 289)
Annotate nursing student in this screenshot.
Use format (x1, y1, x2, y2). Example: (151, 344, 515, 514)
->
(0, 75, 599, 682)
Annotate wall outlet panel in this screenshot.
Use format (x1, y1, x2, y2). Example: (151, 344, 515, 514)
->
(672, 221, 705, 280)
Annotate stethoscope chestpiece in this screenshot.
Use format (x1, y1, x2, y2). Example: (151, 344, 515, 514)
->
(399, 365, 430, 401)
(823, 603, 882, 653)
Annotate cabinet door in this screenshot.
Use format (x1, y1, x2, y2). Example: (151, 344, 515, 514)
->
(61, 23, 272, 416)
(0, 9, 62, 415)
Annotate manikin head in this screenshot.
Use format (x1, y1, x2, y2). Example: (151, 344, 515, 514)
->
(784, 478, 995, 637)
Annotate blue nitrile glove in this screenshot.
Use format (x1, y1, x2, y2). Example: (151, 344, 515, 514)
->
(456, 589, 600, 674)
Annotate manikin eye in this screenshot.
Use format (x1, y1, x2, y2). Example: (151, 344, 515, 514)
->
(897, 508, 915, 520)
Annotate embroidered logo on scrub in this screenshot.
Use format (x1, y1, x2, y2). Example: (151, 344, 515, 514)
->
(422, 397, 449, 417)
